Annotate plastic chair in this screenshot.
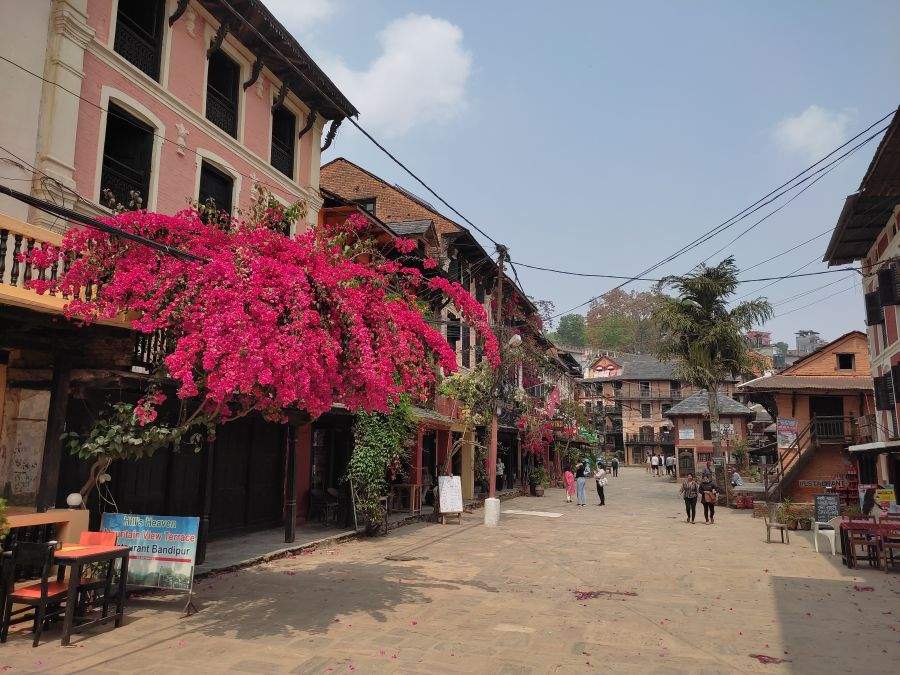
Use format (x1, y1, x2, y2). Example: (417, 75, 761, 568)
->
(0, 541, 67, 647)
(813, 516, 842, 555)
(764, 503, 790, 544)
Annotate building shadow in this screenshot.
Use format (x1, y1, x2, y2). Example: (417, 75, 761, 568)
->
(770, 574, 900, 668)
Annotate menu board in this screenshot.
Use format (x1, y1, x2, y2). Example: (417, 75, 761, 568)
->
(814, 494, 840, 523)
(438, 475, 463, 514)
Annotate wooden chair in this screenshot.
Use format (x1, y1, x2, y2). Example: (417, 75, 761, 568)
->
(813, 516, 842, 555)
(0, 541, 68, 647)
(764, 503, 790, 544)
(79, 532, 117, 547)
(76, 531, 119, 616)
(846, 527, 878, 568)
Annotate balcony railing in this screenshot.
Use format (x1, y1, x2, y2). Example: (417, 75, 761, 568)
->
(206, 88, 237, 137)
(271, 140, 294, 178)
(0, 212, 128, 326)
(114, 17, 161, 80)
(100, 155, 148, 209)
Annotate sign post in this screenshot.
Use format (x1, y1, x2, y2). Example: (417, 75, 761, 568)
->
(437, 475, 463, 525)
(101, 513, 200, 615)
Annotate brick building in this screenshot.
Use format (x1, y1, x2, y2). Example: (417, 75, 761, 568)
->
(576, 353, 736, 465)
(664, 390, 753, 478)
(738, 331, 875, 504)
(823, 107, 900, 508)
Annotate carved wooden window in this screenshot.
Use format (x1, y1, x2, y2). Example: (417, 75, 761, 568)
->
(198, 161, 233, 215)
(114, 0, 165, 80)
(206, 51, 240, 137)
(100, 104, 153, 209)
(271, 106, 296, 178)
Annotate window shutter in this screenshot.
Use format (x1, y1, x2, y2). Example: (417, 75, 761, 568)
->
(875, 374, 895, 411)
(865, 291, 884, 325)
(878, 265, 897, 305)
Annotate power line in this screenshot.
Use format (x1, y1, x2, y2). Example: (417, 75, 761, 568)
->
(741, 228, 833, 273)
(215, 0, 502, 249)
(770, 274, 856, 307)
(540, 110, 894, 320)
(772, 282, 859, 318)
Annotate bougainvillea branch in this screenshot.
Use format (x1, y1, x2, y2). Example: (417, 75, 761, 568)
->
(25, 192, 499, 425)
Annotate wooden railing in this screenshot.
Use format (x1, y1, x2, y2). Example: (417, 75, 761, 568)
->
(0, 212, 127, 326)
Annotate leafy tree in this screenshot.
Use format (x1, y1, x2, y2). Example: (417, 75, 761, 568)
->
(774, 341, 789, 355)
(586, 288, 666, 353)
(653, 257, 772, 461)
(553, 313, 586, 347)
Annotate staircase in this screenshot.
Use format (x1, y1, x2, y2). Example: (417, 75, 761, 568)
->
(763, 416, 859, 501)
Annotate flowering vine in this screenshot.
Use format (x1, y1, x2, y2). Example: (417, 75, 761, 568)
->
(25, 188, 499, 431)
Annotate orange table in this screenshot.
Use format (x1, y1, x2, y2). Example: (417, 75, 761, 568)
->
(54, 544, 130, 646)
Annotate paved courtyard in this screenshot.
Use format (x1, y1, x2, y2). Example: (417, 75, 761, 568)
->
(2, 468, 898, 673)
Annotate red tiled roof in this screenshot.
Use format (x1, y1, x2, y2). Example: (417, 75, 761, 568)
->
(738, 375, 873, 392)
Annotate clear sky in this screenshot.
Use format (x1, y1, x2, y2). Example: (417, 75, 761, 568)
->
(267, 0, 900, 348)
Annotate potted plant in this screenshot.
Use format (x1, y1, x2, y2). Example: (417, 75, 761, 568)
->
(529, 466, 548, 497)
(777, 498, 799, 529)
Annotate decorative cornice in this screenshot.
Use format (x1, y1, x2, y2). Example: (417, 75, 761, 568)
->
(52, 1, 95, 49)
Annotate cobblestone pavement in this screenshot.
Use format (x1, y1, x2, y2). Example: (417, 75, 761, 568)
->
(2, 468, 899, 673)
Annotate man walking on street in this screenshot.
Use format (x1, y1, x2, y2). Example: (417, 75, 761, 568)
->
(611, 456, 619, 477)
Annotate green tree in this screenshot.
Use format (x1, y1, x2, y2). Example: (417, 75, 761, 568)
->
(553, 313, 586, 347)
(653, 257, 772, 461)
(586, 288, 666, 353)
(774, 341, 789, 355)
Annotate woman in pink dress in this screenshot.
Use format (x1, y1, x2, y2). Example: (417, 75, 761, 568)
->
(564, 467, 576, 503)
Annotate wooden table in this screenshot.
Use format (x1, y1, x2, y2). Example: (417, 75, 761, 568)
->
(840, 521, 900, 568)
(54, 544, 130, 646)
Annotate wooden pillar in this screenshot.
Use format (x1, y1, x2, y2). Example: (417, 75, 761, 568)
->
(196, 436, 216, 565)
(35, 353, 71, 511)
(295, 423, 312, 521)
(413, 425, 424, 485)
(284, 424, 297, 543)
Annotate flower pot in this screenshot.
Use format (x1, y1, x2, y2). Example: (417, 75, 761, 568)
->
(531, 485, 544, 497)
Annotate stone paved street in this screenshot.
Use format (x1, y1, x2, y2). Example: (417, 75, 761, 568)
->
(2, 468, 899, 673)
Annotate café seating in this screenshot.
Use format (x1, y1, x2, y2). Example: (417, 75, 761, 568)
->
(1, 541, 67, 647)
(763, 503, 790, 544)
(813, 516, 842, 555)
(75, 531, 119, 615)
(79, 531, 117, 547)
(845, 521, 879, 568)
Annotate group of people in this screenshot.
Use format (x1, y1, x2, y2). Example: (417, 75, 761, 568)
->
(647, 453, 676, 476)
(679, 462, 719, 524)
(564, 457, 618, 507)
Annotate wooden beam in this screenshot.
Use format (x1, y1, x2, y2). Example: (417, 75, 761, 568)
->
(207, 21, 230, 58)
(284, 424, 297, 543)
(243, 58, 263, 91)
(35, 353, 72, 510)
(272, 83, 288, 112)
(321, 118, 343, 152)
(297, 109, 316, 140)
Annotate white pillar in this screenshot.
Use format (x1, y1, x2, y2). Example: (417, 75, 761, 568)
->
(484, 497, 500, 527)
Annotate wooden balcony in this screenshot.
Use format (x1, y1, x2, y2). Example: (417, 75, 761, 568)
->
(0, 212, 127, 327)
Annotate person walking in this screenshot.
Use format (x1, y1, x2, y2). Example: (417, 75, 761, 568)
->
(645, 453, 651, 473)
(701, 459, 713, 480)
(699, 475, 719, 524)
(679, 473, 699, 523)
(650, 453, 660, 476)
(611, 456, 619, 477)
(574, 461, 590, 507)
(594, 466, 607, 506)
(564, 466, 576, 504)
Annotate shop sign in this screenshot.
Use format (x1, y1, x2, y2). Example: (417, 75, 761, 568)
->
(101, 513, 199, 591)
(679, 427, 695, 440)
(777, 419, 798, 448)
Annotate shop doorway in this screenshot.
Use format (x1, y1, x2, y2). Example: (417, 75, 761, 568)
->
(678, 450, 695, 477)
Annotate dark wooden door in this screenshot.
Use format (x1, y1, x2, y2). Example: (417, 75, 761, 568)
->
(210, 416, 284, 536)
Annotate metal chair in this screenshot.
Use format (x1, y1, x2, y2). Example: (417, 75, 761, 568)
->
(764, 503, 790, 544)
(0, 541, 68, 647)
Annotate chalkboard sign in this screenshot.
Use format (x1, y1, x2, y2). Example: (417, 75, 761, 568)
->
(814, 493, 840, 523)
(438, 475, 463, 514)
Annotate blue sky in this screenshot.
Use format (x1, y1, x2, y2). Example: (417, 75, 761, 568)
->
(268, 0, 900, 347)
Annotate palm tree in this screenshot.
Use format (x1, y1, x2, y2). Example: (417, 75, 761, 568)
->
(654, 257, 773, 461)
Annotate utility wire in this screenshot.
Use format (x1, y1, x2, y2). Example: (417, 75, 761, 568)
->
(541, 112, 894, 320)
(773, 282, 859, 318)
(770, 274, 856, 307)
(215, 0, 501, 249)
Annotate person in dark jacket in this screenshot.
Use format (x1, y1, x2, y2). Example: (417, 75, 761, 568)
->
(611, 457, 619, 477)
(699, 476, 719, 524)
(679, 473, 699, 523)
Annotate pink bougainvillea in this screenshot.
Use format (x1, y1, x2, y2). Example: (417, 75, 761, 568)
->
(26, 208, 499, 422)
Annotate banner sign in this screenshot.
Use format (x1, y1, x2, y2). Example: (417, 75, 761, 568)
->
(101, 513, 199, 591)
(438, 475, 463, 514)
(777, 419, 798, 448)
(678, 427, 695, 440)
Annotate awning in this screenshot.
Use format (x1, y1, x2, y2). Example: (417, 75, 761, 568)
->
(847, 439, 900, 453)
(411, 406, 466, 432)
